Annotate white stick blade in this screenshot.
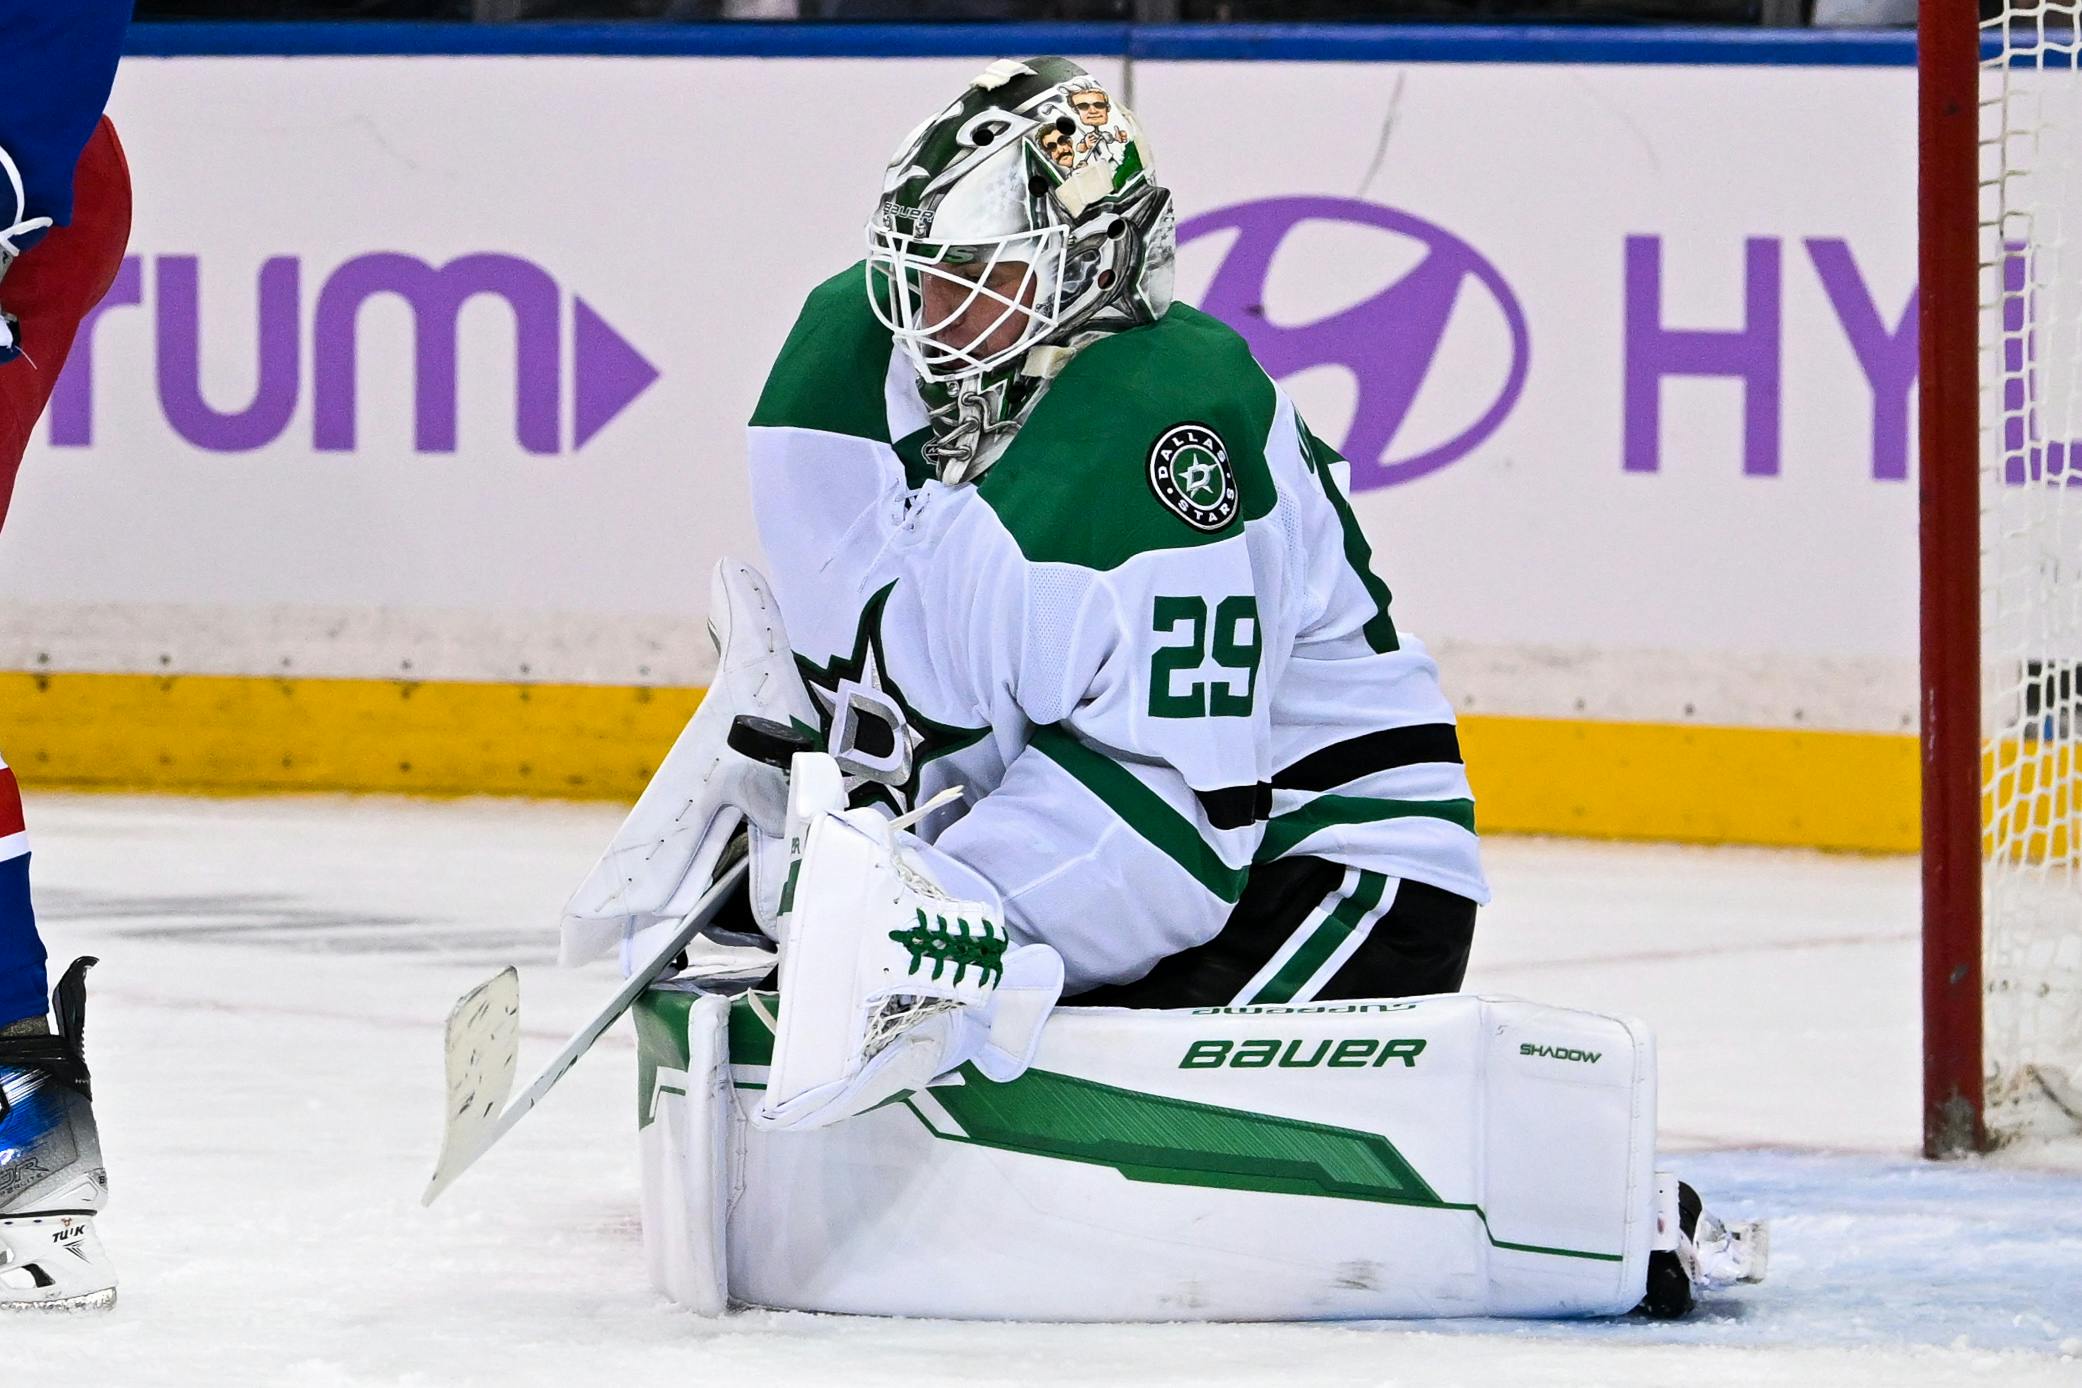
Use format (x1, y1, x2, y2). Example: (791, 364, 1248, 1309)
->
(422, 966, 521, 1206)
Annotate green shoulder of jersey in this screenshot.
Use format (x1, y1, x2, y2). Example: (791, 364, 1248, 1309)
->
(750, 263, 1280, 572)
(749, 263, 895, 444)
(980, 302, 1279, 572)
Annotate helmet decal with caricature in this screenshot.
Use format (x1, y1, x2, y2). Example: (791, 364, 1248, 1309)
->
(1064, 77, 1132, 167)
(866, 58, 1176, 484)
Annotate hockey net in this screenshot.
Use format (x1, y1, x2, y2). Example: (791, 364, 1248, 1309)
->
(1970, 4, 2082, 1147)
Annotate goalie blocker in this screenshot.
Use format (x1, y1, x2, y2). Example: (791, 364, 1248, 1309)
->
(633, 983, 1763, 1321)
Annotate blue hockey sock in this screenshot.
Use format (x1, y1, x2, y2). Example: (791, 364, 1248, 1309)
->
(0, 758, 49, 1025)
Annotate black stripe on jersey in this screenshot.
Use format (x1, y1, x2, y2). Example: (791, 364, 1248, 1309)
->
(1065, 857, 1476, 1008)
(1196, 781, 1273, 831)
(1272, 724, 1464, 794)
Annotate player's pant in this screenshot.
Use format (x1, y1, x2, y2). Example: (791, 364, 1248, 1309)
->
(1070, 855, 1477, 1009)
(0, 117, 131, 526)
(0, 116, 133, 1024)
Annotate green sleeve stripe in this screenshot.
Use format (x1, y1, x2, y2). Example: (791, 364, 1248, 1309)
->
(1325, 473, 1400, 655)
(1249, 870, 1389, 1005)
(1255, 794, 1477, 865)
(1299, 419, 1399, 654)
(1029, 725, 1250, 904)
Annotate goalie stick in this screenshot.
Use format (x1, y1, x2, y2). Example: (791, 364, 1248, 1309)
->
(421, 857, 751, 1206)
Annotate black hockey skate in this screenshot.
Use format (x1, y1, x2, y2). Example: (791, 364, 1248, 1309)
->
(1633, 1177, 1768, 1319)
(0, 957, 116, 1312)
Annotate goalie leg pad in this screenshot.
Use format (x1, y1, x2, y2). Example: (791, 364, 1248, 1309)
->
(637, 986, 730, 1316)
(637, 987, 1663, 1320)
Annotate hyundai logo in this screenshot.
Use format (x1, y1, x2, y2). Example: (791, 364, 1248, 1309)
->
(1180, 196, 1529, 492)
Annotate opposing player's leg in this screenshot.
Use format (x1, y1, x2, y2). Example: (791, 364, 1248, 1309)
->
(0, 957, 115, 1312)
(0, 116, 132, 1313)
(0, 116, 132, 526)
(1069, 856, 1476, 1009)
(1, 731, 117, 1315)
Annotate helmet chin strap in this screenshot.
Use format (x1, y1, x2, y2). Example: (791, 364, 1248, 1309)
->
(921, 385, 994, 485)
(921, 339, 1080, 485)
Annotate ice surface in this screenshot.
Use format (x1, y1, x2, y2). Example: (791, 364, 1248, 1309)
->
(5, 795, 2079, 1386)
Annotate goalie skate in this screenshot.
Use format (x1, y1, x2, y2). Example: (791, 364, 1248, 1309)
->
(1636, 1176, 1768, 1319)
(0, 958, 116, 1313)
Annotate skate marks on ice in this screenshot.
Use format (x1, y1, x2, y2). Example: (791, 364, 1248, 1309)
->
(33, 885, 544, 964)
(17, 793, 616, 969)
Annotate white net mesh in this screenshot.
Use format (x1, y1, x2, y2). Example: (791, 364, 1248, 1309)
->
(1979, 4, 2082, 1142)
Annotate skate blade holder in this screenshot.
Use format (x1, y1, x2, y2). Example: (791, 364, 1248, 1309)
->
(0, 1213, 117, 1313)
(1689, 1214, 1770, 1292)
(1715, 1220, 1770, 1286)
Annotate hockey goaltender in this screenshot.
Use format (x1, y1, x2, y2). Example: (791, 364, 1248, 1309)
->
(447, 56, 1770, 1325)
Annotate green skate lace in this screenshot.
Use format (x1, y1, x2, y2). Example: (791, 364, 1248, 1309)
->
(888, 909, 1006, 988)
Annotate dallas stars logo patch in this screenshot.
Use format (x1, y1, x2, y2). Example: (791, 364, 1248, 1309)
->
(1147, 423, 1237, 533)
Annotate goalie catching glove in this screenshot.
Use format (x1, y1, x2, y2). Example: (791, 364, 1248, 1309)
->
(559, 560, 819, 972)
(755, 753, 1064, 1131)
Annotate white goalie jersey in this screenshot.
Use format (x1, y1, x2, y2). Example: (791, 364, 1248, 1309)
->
(746, 267, 1489, 996)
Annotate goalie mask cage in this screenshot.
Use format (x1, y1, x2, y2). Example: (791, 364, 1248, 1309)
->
(1921, 0, 2082, 1158)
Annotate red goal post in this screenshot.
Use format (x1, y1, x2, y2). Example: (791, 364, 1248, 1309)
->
(1919, 0, 1985, 1159)
(1919, 0, 2082, 1159)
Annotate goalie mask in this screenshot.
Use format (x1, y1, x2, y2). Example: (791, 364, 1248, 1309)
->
(867, 57, 1176, 484)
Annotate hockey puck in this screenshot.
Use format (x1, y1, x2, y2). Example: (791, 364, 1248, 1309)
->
(728, 715, 816, 770)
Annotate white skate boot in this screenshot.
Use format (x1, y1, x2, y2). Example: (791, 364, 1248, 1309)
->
(0, 957, 116, 1313)
(755, 753, 1064, 1131)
